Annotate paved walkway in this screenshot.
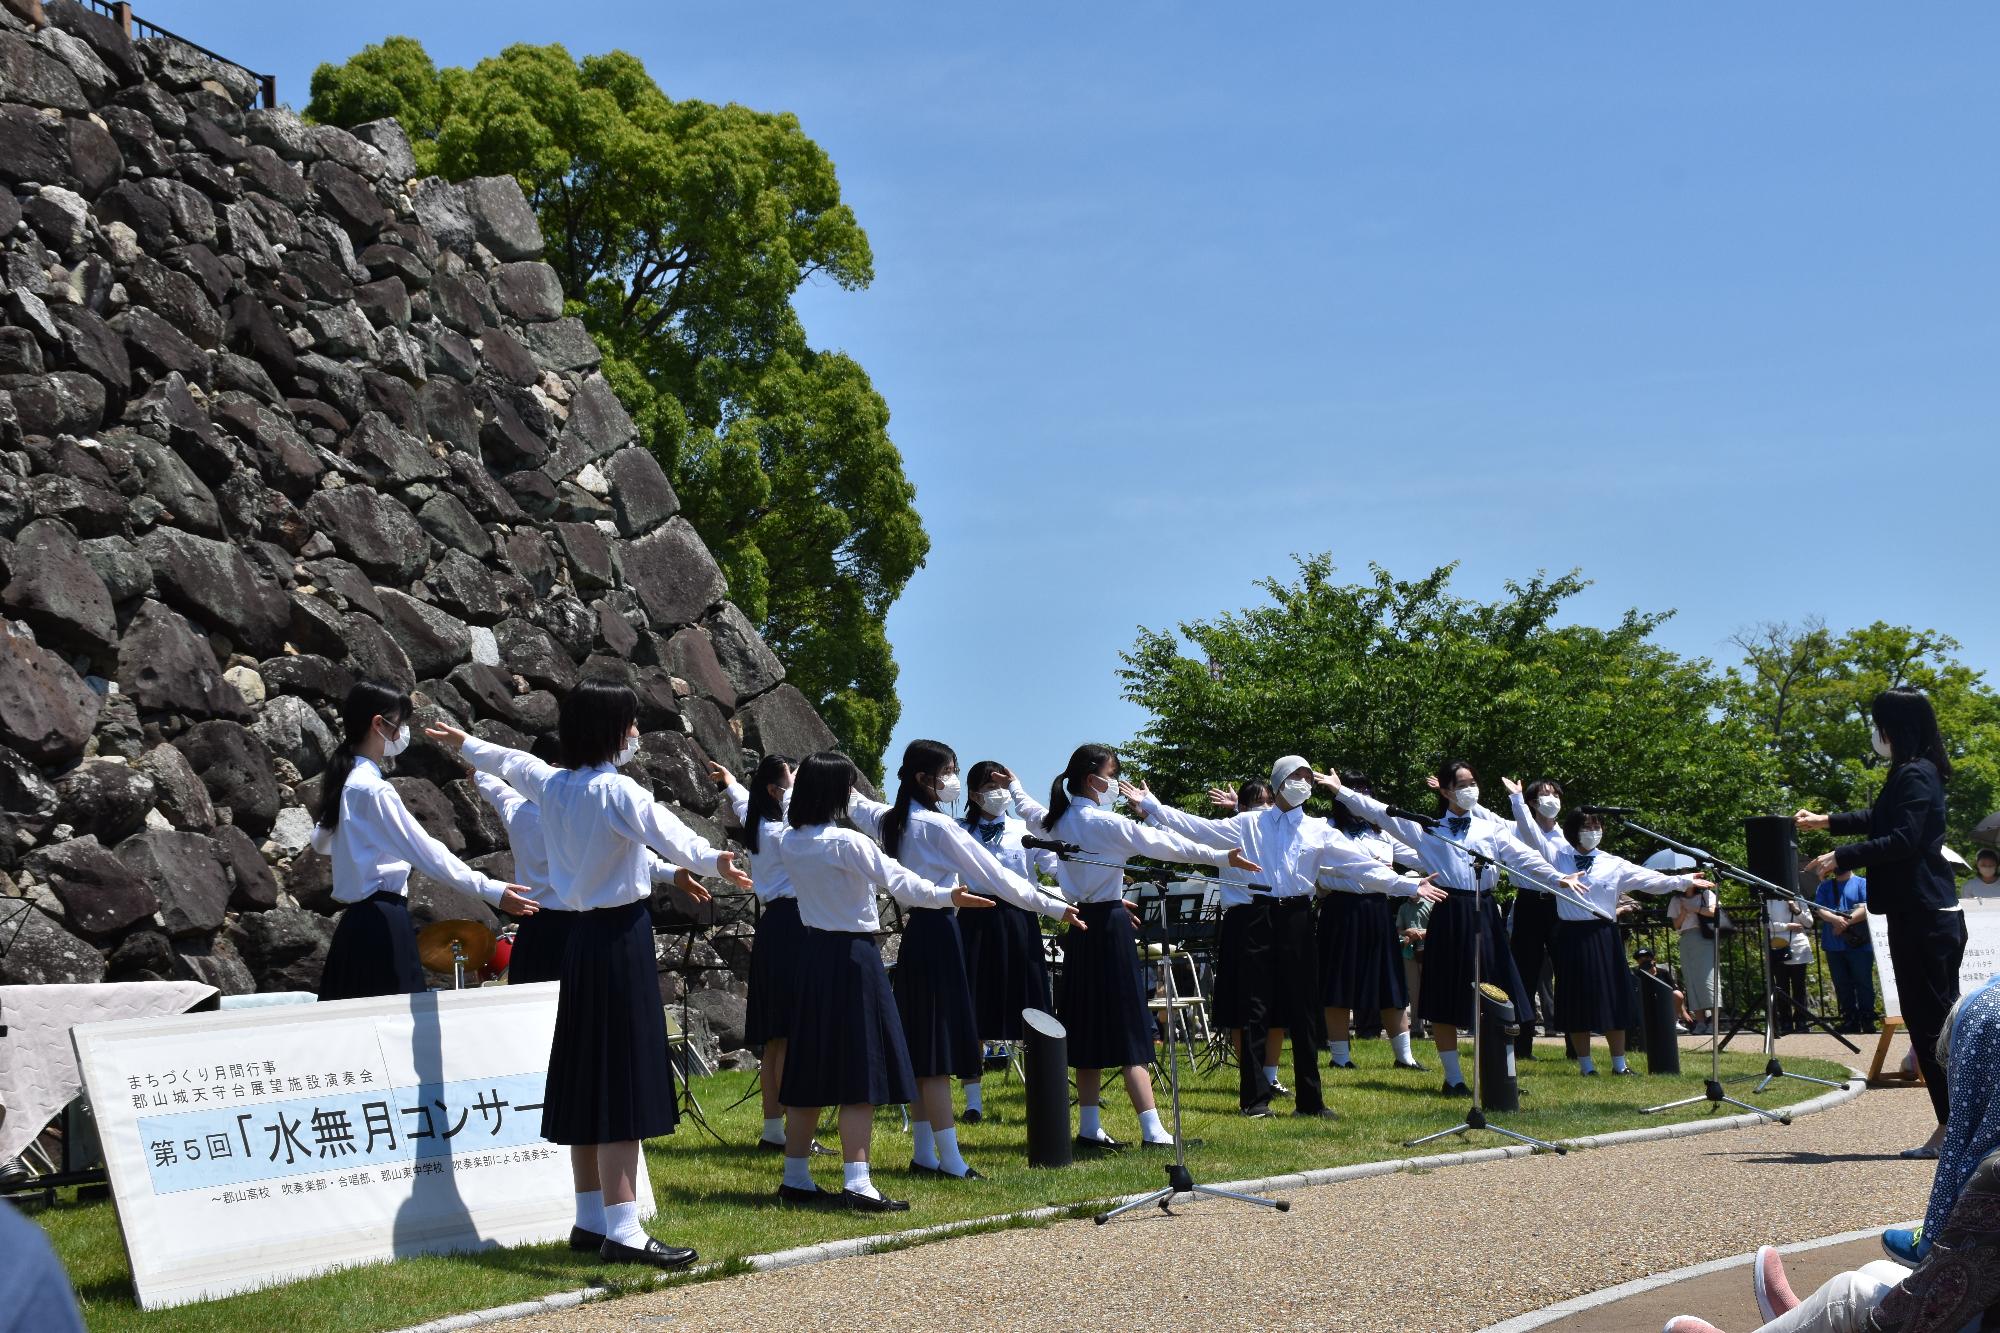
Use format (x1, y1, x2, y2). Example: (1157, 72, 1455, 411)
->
(1529, 1236, 1885, 1332)
(497, 1037, 1937, 1333)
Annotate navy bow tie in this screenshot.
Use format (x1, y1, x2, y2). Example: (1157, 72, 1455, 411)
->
(972, 820, 1004, 845)
(1573, 853, 1596, 873)
(1445, 815, 1471, 836)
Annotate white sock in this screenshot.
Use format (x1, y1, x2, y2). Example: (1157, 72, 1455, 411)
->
(761, 1116, 783, 1143)
(1329, 1041, 1351, 1065)
(603, 1200, 646, 1248)
(1263, 1064, 1281, 1084)
(1612, 1055, 1629, 1073)
(574, 1188, 605, 1233)
(964, 1083, 983, 1113)
(1390, 1032, 1413, 1063)
(782, 1155, 815, 1190)
(936, 1127, 970, 1176)
(1137, 1107, 1171, 1144)
(910, 1120, 938, 1169)
(1578, 1054, 1597, 1074)
(1079, 1104, 1104, 1140)
(842, 1160, 880, 1200)
(1440, 1049, 1463, 1084)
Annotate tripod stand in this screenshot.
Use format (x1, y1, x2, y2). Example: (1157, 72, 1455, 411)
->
(1047, 855, 1286, 1225)
(662, 920, 722, 1143)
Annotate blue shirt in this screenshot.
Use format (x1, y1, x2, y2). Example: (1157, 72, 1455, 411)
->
(0, 1200, 85, 1333)
(1815, 875, 1871, 953)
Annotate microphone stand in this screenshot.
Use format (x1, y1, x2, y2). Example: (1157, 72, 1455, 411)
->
(1044, 850, 1288, 1225)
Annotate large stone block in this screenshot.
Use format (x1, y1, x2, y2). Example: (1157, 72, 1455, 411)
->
(0, 620, 100, 763)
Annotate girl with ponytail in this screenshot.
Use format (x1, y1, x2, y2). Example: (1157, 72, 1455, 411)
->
(1007, 744, 1261, 1149)
(847, 740, 1083, 1180)
(312, 681, 539, 1003)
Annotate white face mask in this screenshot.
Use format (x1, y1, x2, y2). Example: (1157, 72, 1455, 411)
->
(973, 788, 1010, 817)
(1453, 784, 1480, 813)
(1279, 778, 1312, 808)
(1576, 828, 1602, 853)
(614, 734, 640, 767)
(380, 722, 410, 758)
(1092, 774, 1120, 808)
(934, 774, 963, 808)
(1871, 726, 1892, 760)
(1534, 794, 1561, 820)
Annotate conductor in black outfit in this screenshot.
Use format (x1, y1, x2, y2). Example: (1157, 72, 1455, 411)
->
(1796, 688, 1966, 1159)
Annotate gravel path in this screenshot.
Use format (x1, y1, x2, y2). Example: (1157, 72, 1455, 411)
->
(496, 1038, 1937, 1333)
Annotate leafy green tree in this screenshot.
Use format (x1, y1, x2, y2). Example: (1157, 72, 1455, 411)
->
(1119, 556, 1781, 861)
(306, 40, 927, 780)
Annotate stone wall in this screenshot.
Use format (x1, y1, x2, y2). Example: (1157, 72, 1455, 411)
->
(0, 3, 839, 1057)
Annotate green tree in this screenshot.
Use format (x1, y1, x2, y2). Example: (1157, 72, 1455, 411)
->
(1119, 555, 1780, 860)
(306, 40, 927, 780)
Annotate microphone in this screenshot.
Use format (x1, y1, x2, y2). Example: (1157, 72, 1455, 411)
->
(1022, 835, 1081, 856)
(1386, 805, 1439, 829)
(1580, 805, 1635, 817)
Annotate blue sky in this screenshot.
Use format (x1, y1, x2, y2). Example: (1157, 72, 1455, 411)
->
(184, 3, 1997, 792)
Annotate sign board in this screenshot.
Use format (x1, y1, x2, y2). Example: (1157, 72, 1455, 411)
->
(1869, 896, 2000, 1020)
(71, 983, 655, 1310)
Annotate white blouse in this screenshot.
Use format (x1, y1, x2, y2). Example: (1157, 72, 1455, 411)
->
(311, 757, 507, 907)
(476, 772, 685, 907)
(1508, 791, 1574, 892)
(1010, 781, 1233, 905)
(1134, 795, 1422, 900)
(960, 812, 1061, 888)
(1317, 825, 1418, 896)
(1552, 846, 1691, 923)
(1337, 789, 1565, 896)
(724, 781, 796, 904)
(777, 822, 959, 932)
(847, 794, 1071, 919)
(461, 736, 722, 910)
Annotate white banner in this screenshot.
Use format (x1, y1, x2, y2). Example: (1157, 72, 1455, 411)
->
(1869, 896, 2000, 1021)
(71, 983, 655, 1310)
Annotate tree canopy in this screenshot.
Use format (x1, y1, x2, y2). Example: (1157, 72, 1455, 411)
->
(307, 38, 927, 780)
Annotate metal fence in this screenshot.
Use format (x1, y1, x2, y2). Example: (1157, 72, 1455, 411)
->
(75, 0, 277, 109)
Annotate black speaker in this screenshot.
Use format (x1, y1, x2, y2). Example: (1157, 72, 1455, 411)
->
(1743, 815, 1803, 895)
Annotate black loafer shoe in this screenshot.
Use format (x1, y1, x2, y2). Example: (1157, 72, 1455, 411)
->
(1241, 1103, 1274, 1119)
(908, 1160, 944, 1177)
(1074, 1134, 1124, 1153)
(1268, 1080, 1290, 1096)
(1295, 1107, 1339, 1120)
(842, 1188, 910, 1212)
(1611, 1066, 1637, 1076)
(1581, 1067, 1599, 1077)
(756, 1137, 787, 1153)
(1441, 1081, 1473, 1098)
(1327, 1058, 1357, 1070)
(939, 1167, 984, 1180)
(776, 1184, 839, 1208)
(1394, 1059, 1428, 1071)
(1141, 1137, 1199, 1150)
(600, 1236, 697, 1269)
(962, 1107, 983, 1124)
(568, 1226, 605, 1252)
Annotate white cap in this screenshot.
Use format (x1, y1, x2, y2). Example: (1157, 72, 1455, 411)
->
(1271, 755, 1311, 791)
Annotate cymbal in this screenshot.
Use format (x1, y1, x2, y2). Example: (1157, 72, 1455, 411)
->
(418, 918, 496, 974)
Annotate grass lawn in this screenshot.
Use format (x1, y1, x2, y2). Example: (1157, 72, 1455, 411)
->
(29, 1037, 1851, 1333)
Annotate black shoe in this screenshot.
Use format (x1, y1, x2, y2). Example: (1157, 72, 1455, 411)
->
(1581, 1067, 1599, 1076)
(1241, 1102, 1274, 1119)
(937, 1166, 984, 1180)
(600, 1236, 697, 1269)
(1611, 1066, 1637, 1076)
(1327, 1057, 1356, 1070)
(1394, 1058, 1428, 1071)
(758, 1137, 831, 1155)
(1074, 1133, 1124, 1153)
(1441, 1081, 1472, 1098)
(1295, 1107, 1339, 1120)
(756, 1137, 786, 1153)
(908, 1160, 945, 1177)
(776, 1183, 840, 1208)
(962, 1107, 983, 1124)
(1268, 1079, 1290, 1096)
(1141, 1137, 1198, 1150)
(842, 1188, 910, 1212)
(568, 1226, 605, 1252)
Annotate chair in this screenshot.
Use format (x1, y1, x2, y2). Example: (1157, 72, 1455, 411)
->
(1140, 940, 1213, 1053)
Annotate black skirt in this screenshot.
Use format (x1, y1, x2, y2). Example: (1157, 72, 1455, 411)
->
(1056, 900, 1156, 1070)
(1211, 900, 1273, 1028)
(506, 907, 576, 986)
(958, 901, 1051, 1041)
(539, 901, 677, 1146)
(1552, 918, 1638, 1034)
(743, 896, 806, 1046)
(892, 907, 983, 1080)
(780, 929, 916, 1108)
(318, 893, 425, 1002)
(1318, 892, 1409, 1011)
(1417, 890, 1533, 1031)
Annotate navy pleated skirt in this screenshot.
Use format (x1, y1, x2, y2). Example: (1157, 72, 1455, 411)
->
(506, 907, 576, 986)
(893, 908, 984, 1080)
(1057, 900, 1156, 1070)
(1553, 919, 1638, 1034)
(958, 901, 1051, 1041)
(318, 893, 425, 1001)
(540, 901, 676, 1146)
(1319, 892, 1408, 1011)
(743, 896, 806, 1046)
(1211, 900, 1272, 1028)
(1417, 890, 1532, 1031)
(780, 929, 916, 1108)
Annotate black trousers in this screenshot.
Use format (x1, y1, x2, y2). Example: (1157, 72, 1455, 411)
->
(1886, 909, 1967, 1124)
(1770, 952, 1811, 1033)
(1241, 898, 1325, 1114)
(1509, 891, 1560, 1054)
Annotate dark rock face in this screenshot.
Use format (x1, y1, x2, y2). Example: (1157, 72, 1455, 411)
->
(0, 30, 850, 1032)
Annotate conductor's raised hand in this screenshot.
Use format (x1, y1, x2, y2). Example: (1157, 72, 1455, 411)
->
(1802, 850, 1838, 881)
(1794, 809, 1830, 832)
(1227, 849, 1262, 874)
(1206, 786, 1238, 810)
(705, 760, 734, 789)
(424, 723, 468, 751)
(497, 886, 540, 917)
(715, 850, 751, 890)
(951, 887, 996, 910)
(671, 868, 712, 904)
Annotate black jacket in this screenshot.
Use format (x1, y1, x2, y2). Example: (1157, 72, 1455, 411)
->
(1828, 758, 1957, 916)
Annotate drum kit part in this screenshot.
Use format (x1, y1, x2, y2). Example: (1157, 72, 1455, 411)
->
(417, 920, 497, 990)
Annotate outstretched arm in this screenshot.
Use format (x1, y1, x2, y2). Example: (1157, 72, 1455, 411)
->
(447, 731, 562, 805)
(1126, 785, 1244, 851)
(932, 820, 1077, 922)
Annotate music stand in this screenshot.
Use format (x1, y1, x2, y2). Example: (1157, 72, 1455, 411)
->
(0, 899, 32, 1039)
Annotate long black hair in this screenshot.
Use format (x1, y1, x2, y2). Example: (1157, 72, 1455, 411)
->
(882, 739, 955, 859)
(1872, 688, 1951, 781)
(559, 679, 637, 769)
(962, 760, 1007, 829)
(1046, 743, 1117, 829)
(1433, 757, 1476, 813)
(317, 680, 411, 830)
(788, 751, 858, 828)
(740, 752, 794, 854)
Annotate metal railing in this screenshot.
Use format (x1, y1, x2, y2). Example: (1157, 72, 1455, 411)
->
(76, 0, 277, 109)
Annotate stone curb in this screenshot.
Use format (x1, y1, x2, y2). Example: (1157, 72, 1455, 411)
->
(387, 1078, 1866, 1333)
